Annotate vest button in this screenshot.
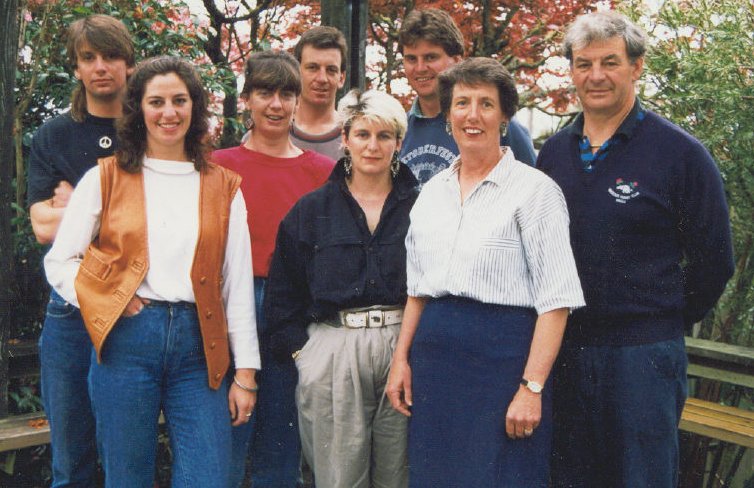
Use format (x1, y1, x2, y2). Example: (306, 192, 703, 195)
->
(206, 310, 213, 318)
(210, 341, 216, 349)
(214, 372, 221, 380)
(200, 276, 207, 284)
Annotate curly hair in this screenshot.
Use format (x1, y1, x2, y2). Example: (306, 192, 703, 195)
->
(438, 57, 518, 120)
(116, 56, 210, 173)
(564, 11, 647, 64)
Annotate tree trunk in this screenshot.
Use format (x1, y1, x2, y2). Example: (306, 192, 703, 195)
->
(321, 0, 367, 93)
(0, 0, 20, 418)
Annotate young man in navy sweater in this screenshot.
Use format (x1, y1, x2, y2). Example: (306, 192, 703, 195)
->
(397, 8, 536, 187)
(537, 11, 734, 488)
(27, 14, 134, 487)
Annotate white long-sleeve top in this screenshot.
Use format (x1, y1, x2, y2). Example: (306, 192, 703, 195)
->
(44, 157, 261, 370)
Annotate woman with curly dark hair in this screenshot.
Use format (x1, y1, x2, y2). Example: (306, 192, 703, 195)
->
(44, 56, 260, 487)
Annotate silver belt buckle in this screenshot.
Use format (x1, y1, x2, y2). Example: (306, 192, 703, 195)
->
(367, 310, 383, 328)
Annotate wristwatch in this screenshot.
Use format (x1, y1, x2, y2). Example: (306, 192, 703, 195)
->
(521, 378, 543, 394)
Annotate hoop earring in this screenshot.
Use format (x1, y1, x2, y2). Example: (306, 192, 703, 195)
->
(343, 148, 352, 177)
(390, 152, 400, 178)
(445, 120, 453, 136)
(499, 121, 509, 137)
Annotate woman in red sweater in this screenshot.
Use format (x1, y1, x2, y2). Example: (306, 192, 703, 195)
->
(212, 50, 335, 488)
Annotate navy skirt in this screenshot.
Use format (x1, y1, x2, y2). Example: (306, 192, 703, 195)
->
(408, 296, 551, 488)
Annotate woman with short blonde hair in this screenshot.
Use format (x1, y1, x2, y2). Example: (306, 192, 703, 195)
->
(265, 89, 418, 488)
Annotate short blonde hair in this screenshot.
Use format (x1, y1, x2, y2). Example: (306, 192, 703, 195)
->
(337, 89, 408, 140)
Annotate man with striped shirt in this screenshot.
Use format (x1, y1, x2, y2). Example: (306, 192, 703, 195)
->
(538, 11, 734, 488)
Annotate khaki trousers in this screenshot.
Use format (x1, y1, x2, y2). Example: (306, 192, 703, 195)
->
(295, 322, 408, 488)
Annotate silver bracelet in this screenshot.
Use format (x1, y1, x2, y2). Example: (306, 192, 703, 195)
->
(233, 376, 259, 393)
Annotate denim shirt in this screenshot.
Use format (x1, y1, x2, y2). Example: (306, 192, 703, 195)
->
(264, 159, 419, 359)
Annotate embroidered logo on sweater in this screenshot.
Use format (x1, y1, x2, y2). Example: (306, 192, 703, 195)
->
(608, 178, 640, 203)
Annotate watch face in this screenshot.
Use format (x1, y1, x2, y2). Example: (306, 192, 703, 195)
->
(522, 379, 543, 393)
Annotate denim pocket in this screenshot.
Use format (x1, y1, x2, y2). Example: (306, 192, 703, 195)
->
(46, 294, 77, 319)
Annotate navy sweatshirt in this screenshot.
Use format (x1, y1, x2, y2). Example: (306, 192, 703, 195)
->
(27, 112, 118, 207)
(537, 107, 734, 346)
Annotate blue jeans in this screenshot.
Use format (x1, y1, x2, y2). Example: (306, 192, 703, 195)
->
(39, 289, 98, 488)
(551, 337, 688, 488)
(229, 277, 302, 488)
(88, 301, 231, 488)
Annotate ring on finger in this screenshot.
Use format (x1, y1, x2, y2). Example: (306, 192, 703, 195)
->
(523, 428, 533, 436)
(245, 412, 252, 417)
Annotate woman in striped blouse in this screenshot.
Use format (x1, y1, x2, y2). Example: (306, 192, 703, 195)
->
(385, 57, 585, 487)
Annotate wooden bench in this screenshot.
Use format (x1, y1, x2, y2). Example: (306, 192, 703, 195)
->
(680, 337, 754, 448)
(0, 339, 47, 453)
(681, 398, 754, 448)
(0, 411, 49, 452)
(2, 337, 752, 453)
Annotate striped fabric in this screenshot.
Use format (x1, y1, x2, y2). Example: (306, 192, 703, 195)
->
(406, 149, 585, 315)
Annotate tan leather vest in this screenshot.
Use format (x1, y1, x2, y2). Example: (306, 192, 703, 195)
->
(75, 156, 242, 390)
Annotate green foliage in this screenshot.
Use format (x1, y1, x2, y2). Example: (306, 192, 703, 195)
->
(631, 0, 754, 346)
(625, 2, 754, 485)
(9, 384, 43, 414)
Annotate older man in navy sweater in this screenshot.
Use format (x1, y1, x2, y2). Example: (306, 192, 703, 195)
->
(537, 11, 734, 488)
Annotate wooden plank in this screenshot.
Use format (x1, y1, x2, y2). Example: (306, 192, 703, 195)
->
(0, 412, 49, 452)
(687, 364, 754, 389)
(0, 411, 168, 452)
(4, 339, 39, 358)
(685, 337, 754, 369)
(680, 399, 754, 448)
(685, 398, 754, 422)
(680, 413, 754, 448)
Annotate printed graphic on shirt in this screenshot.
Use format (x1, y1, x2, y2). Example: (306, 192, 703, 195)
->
(608, 178, 640, 204)
(99, 135, 113, 149)
(400, 144, 457, 186)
